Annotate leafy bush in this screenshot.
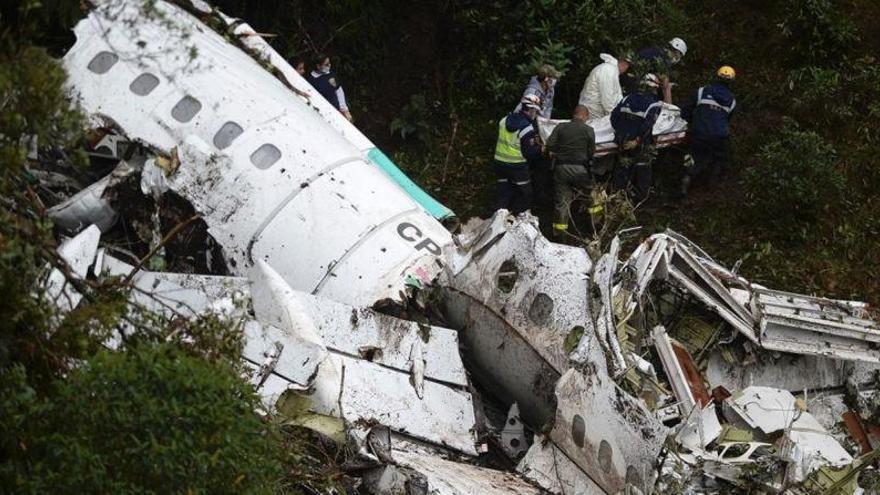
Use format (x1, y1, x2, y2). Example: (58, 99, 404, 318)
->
(780, 0, 860, 65)
(390, 93, 438, 143)
(1, 343, 283, 494)
(743, 119, 843, 230)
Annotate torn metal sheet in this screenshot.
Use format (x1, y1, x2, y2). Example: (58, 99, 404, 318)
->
(705, 350, 880, 394)
(250, 260, 468, 387)
(547, 369, 668, 494)
(500, 403, 528, 459)
(336, 356, 478, 455)
(590, 242, 628, 376)
(45, 224, 101, 314)
(48, 173, 118, 232)
(63, 0, 452, 307)
(653, 325, 697, 415)
(517, 435, 606, 495)
(442, 212, 597, 425)
(615, 235, 669, 319)
(754, 288, 880, 363)
(675, 403, 723, 452)
(671, 340, 711, 407)
(100, 255, 249, 319)
(617, 231, 880, 368)
(95, 254, 478, 454)
(362, 440, 544, 495)
(723, 387, 853, 481)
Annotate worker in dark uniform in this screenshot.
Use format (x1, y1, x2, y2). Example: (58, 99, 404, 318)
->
(610, 74, 664, 201)
(630, 37, 687, 102)
(306, 54, 353, 121)
(545, 105, 596, 239)
(680, 66, 737, 196)
(492, 94, 543, 214)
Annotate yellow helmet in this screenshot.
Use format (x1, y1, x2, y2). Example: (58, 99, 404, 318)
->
(717, 66, 736, 80)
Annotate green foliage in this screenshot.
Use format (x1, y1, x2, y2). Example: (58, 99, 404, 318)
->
(780, 0, 860, 65)
(1, 343, 283, 494)
(452, 0, 686, 110)
(390, 93, 438, 144)
(743, 119, 843, 232)
(786, 58, 880, 139)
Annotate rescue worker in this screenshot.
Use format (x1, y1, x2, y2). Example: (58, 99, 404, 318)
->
(493, 94, 543, 214)
(578, 53, 631, 119)
(545, 105, 596, 238)
(633, 37, 687, 102)
(306, 54, 353, 121)
(514, 64, 560, 119)
(610, 74, 664, 201)
(680, 66, 737, 196)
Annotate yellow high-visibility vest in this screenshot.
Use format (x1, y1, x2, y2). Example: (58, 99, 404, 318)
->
(494, 117, 526, 164)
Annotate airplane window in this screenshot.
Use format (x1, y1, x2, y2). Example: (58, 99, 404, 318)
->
(250, 144, 281, 169)
(129, 73, 160, 96)
(171, 96, 202, 123)
(87, 51, 119, 74)
(213, 122, 244, 149)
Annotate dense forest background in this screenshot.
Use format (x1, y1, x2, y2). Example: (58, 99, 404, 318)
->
(1, 0, 879, 492)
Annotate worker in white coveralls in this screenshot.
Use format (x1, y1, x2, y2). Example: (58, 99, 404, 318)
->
(578, 53, 632, 119)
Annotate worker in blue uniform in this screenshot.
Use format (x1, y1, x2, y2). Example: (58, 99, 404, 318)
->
(680, 66, 737, 196)
(493, 95, 543, 214)
(306, 54, 353, 122)
(610, 74, 664, 201)
(631, 37, 687, 102)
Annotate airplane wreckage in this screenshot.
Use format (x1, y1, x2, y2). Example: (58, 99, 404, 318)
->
(30, 0, 880, 493)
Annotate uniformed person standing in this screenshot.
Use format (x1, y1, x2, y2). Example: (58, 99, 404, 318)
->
(307, 54, 353, 122)
(680, 66, 737, 196)
(545, 105, 596, 238)
(493, 95, 543, 214)
(610, 74, 664, 201)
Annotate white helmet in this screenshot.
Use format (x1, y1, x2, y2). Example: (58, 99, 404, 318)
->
(521, 94, 542, 110)
(669, 37, 687, 57)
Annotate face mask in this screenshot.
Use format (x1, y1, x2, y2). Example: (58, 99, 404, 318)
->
(320, 65, 331, 74)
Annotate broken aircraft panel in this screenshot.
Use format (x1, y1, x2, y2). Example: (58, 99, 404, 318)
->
(63, 0, 452, 307)
(517, 436, 605, 495)
(87, 242, 479, 455)
(45, 224, 102, 315)
(441, 212, 597, 425)
(619, 231, 880, 363)
(361, 435, 544, 495)
(546, 369, 668, 495)
(722, 387, 853, 482)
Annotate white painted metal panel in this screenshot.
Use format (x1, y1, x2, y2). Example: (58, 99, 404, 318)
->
(338, 356, 477, 455)
(548, 369, 668, 495)
(46, 225, 101, 314)
(518, 437, 606, 495)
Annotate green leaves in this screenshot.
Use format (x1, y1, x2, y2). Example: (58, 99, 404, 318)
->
(1, 344, 284, 494)
(744, 118, 843, 229)
(779, 0, 860, 65)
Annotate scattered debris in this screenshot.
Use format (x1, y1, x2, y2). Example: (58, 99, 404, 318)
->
(36, 0, 880, 493)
